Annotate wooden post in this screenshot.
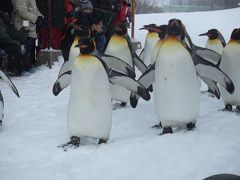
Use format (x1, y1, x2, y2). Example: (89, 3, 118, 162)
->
(131, 0, 136, 39)
(47, 0, 52, 49)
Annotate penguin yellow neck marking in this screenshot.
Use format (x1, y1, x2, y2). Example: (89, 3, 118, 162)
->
(111, 34, 126, 44)
(164, 36, 181, 45)
(78, 55, 93, 60)
(147, 32, 159, 39)
(207, 39, 221, 45)
(228, 39, 240, 45)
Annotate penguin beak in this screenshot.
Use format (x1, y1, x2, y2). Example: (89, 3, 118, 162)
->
(139, 27, 146, 30)
(199, 32, 209, 37)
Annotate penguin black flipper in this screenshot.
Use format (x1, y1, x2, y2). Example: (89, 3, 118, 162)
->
(195, 62, 234, 94)
(124, 34, 148, 73)
(139, 48, 144, 59)
(132, 53, 148, 73)
(181, 42, 234, 94)
(0, 70, 20, 97)
(130, 64, 155, 108)
(200, 76, 220, 99)
(194, 47, 222, 66)
(0, 90, 4, 125)
(58, 61, 71, 78)
(181, 41, 222, 66)
(101, 54, 136, 78)
(109, 70, 151, 101)
(53, 71, 71, 96)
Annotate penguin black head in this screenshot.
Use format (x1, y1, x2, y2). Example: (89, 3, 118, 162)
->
(167, 18, 185, 40)
(114, 23, 128, 36)
(75, 37, 95, 54)
(139, 24, 159, 32)
(199, 29, 219, 39)
(230, 28, 240, 41)
(158, 25, 167, 39)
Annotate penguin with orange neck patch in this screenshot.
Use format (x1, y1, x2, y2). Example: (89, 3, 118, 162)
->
(58, 37, 150, 149)
(131, 19, 234, 134)
(219, 28, 240, 112)
(104, 23, 147, 108)
(199, 29, 226, 55)
(139, 24, 160, 66)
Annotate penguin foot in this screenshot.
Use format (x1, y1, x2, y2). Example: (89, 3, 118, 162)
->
(152, 122, 162, 129)
(234, 106, 240, 114)
(58, 136, 80, 151)
(112, 103, 127, 110)
(120, 102, 127, 107)
(160, 127, 173, 135)
(98, 139, 107, 145)
(186, 122, 196, 131)
(221, 104, 233, 112)
(207, 89, 215, 98)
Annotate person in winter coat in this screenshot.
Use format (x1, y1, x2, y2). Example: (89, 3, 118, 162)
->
(61, 0, 94, 62)
(11, 0, 45, 71)
(0, 0, 28, 75)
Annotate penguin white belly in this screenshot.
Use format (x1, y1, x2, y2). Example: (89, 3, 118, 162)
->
(67, 55, 112, 139)
(206, 39, 224, 55)
(143, 32, 159, 66)
(219, 43, 240, 105)
(105, 35, 133, 103)
(155, 37, 200, 128)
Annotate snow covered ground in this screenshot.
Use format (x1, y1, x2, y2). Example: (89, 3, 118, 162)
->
(1, 8, 240, 180)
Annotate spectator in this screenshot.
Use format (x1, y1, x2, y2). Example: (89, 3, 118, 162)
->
(90, 15, 105, 53)
(11, 0, 45, 72)
(0, 1, 28, 76)
(61, 0, 94, 61)
(0, 49, 8, 71)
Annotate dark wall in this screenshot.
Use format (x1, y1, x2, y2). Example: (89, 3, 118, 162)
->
(36, 0, 66, 28)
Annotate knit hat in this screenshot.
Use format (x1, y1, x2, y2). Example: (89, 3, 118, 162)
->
(70, 0, 93, 10)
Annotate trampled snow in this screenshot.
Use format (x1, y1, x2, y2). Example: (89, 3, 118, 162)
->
(0, 8, 240, 180)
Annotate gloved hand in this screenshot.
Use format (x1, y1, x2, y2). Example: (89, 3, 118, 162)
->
(36, 16, 45, 28)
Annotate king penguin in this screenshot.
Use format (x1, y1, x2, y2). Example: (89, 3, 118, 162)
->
(154, 19, 201, 134)
(219, 28, 240, 112)
(139, 24, 160, 66)
(58, 37, 150, 148)
(0, 70, 20, 126)
(199, 29, 226, 55)
(66, 37, 112, 146)
(104, 23, 135, 107)
(199, 29, 226, 94)
(130, 19, 234, 134)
